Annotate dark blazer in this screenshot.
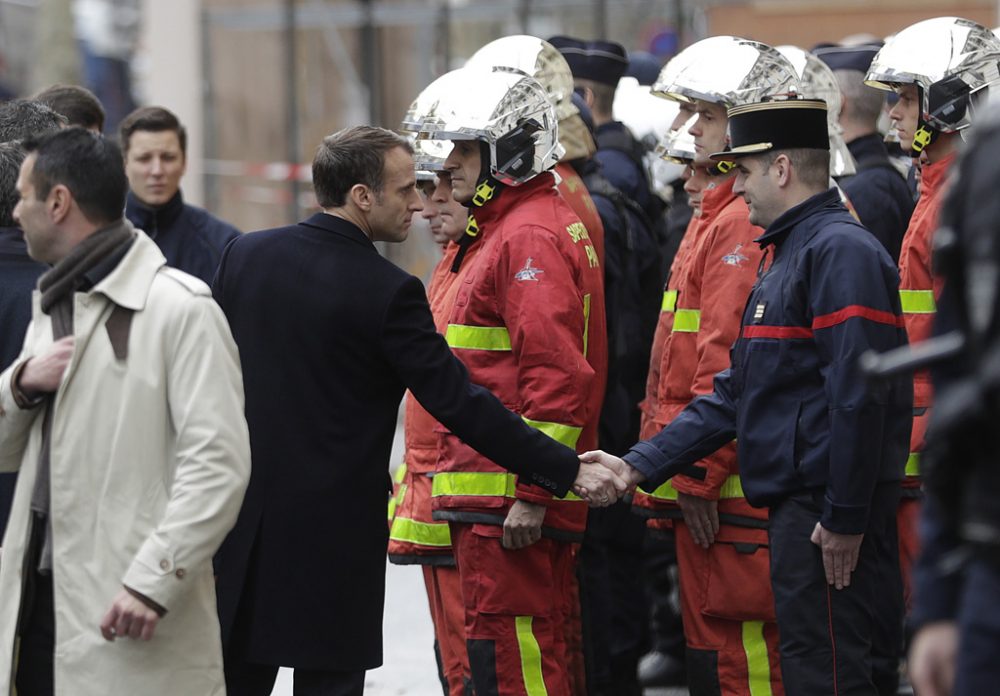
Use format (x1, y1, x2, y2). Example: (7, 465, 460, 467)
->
(0, 226, 46, 540)
(212, 212, 579, 671)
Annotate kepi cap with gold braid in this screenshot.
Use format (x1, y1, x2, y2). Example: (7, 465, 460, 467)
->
(710, 98, 829, 160)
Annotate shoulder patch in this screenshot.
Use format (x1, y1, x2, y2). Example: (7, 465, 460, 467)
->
(721, 243, 749, 267)
(159, 266, 212, 297)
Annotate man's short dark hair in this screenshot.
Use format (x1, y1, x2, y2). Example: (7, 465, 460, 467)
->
(760, 148, 831, 190)
(312, 126, 412, 208)
(119, 106, 187, 155)
(0, 99, 67, 143)
(0, 143, 25, 227)
(23, 128, 128, 225)
(34, 84, 106, 132)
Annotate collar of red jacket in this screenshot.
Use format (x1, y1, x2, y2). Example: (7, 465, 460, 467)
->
(699, 174, 738, 221)
(919, 151, 957, 199)
(471, 171, 558, 228)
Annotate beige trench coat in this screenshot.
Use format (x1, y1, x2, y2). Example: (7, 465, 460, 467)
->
(0, 232, 250, 695)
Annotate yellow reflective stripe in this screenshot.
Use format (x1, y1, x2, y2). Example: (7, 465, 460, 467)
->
(661, 289, 678, 313)
(393, 462, 407, 484)
(648, 475, 744, 501)
(515, 616, 548, 696)
(387, 483, 407, 521)
(906, 452, 921, 477)
(672, 309, 701, 333)
(718, 475, 745, 499)
(522, 416, 583, 449)
(742, 620, 774, 696)
(649, 479, 679, 501)
(389, 516, 453, 547)
(445, 324, 512, 351)
(432, 471, 517, 498)
(582, 293, 591, 358)
(899, 289, 936, 314)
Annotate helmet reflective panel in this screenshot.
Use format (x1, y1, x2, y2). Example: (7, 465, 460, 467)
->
(405, 67, 563, 186)
(778, 45, 857, 176)
(465, 35, 579, 121)
(866, 17, 1000, 133)
(655, 113, 698, 164)
(651, 36, 800, 107)
(413, 137, 450, 174)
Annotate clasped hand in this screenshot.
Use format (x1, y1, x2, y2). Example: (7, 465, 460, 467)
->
(573, 450, 645, 507)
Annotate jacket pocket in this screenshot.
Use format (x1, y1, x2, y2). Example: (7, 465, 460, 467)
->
(701, 525, 776, 622)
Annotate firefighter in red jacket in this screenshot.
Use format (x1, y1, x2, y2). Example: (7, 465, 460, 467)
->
(631, 37, 800, 696)
(405, 65, 607, 695)
(387, 136, 480, 695)
(466, 34, 606, 271)
(865, 16, 1000, 611)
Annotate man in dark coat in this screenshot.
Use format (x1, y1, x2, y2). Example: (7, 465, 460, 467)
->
(212, 126, 626, 696)
(816, 43, 914, 263)
(121, 106, 240, 284)
(0, 100, 65, 540)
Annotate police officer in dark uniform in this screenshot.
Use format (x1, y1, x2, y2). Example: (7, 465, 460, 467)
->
(905, 103, 1000, 696)
(816, 43, 914, 262)
(550, 36, 659, 223)
(583, 99, 913, 695)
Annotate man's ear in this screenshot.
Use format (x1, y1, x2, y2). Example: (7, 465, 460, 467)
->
(581, 85, 596, 111)
(773, 153, 792, 187)
(48, 184, 72, 224)
(349, 183, 373, 211)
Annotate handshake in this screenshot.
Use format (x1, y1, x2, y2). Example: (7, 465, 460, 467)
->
(572, 451, 646, 507)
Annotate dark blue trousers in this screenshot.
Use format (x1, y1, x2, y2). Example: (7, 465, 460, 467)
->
(954, 557, 1000, 695)
(768, 482, 902, 696)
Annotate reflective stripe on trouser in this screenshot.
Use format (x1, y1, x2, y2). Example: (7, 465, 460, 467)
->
(453, 523, 573, 696)
(675, 522, 783, 696)
(423, 565, 473, 696)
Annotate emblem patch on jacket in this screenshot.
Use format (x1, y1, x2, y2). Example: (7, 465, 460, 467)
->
(515, 258, 544, 282)
(722, 243, 749, 267)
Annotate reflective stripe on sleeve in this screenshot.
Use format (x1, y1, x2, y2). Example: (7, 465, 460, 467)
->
(742, 620, 774, 696)
(515, 616, 549, 696)
(899, 289, 936, 314)
(672, 309, 701, 333)
(583, 293, 591, 358)
(648, 475, 744, 502)
(662, 289, 678, 313)
(906, 452, 920, 477)
(522, 416, 583, 449)
(387, 483, 407, 521)
(389, 516, 453, 547)
(445, 324, 512, 351)
(432, 471, 517, 498)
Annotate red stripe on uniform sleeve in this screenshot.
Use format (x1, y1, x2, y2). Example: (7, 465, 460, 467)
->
(811, 305, 905, 331)
(742, 325, 814, 339)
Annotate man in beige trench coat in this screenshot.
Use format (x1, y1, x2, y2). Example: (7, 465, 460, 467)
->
(0, 127, 250, 695)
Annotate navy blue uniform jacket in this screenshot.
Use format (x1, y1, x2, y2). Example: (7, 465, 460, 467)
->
(624, 189, 912, 535)
(840, 134, 914, 263)
(0, 227, 46, 540)
(125, 190, 240, 285)
(211, 212, 580, 670)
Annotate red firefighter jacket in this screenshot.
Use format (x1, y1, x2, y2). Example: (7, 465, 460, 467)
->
(556, 161, 606, 267)
(431, 173, 608, 539)
(899, 153, 954, 480)
(388, 238, 482, 561)
(633, 177, 765, 520)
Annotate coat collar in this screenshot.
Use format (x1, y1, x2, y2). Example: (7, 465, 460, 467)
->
(919, 152, 956, 198)
(300, 211, 378, 251)
(91, 228, 167, 311)
(700, 175, 738, 221)
(755, 187, 843, 248)
(126, 189, 185, 236)
(472, 172, 556, 228)
(847, 133, 889, 163)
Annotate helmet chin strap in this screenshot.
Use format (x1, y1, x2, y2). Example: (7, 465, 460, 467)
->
(709, 160, 736, 176)
(472, 140, 504, 208)
(911, 120, 940, 158)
